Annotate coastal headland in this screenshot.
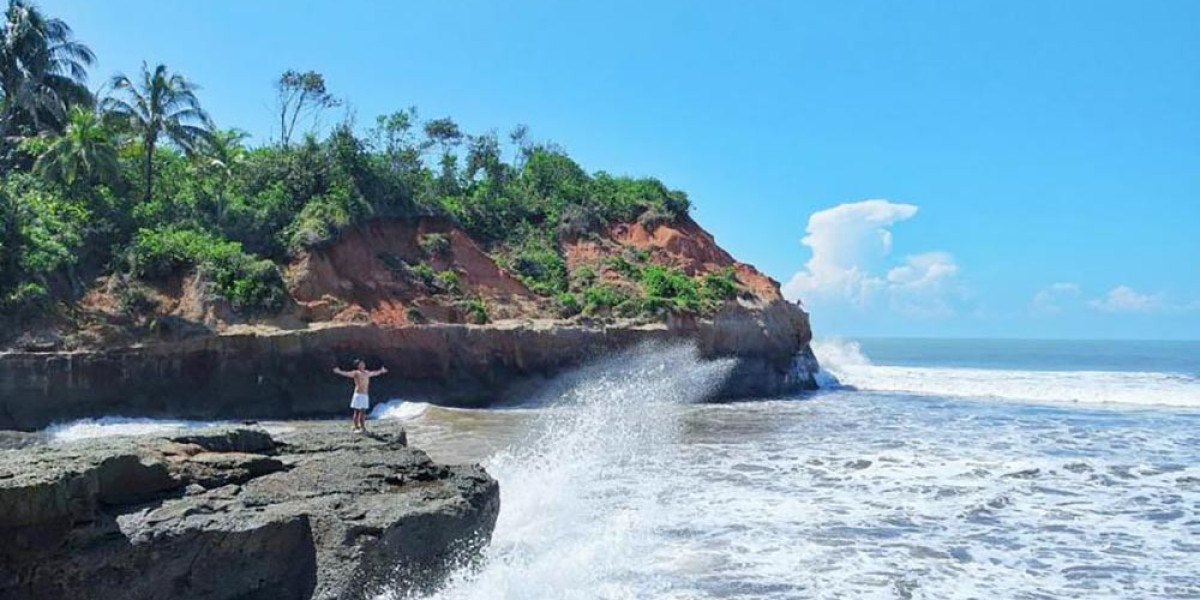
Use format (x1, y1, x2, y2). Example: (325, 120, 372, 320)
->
(2, 216, 818, 431)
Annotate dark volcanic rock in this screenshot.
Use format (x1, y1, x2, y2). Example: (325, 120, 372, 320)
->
(0, 299, 817, 430)
(0, 422, 499, 600)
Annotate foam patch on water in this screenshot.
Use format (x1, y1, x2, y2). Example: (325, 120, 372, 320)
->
(639, 396, 1200, 599)
(45, 416, 216, 442)
(813, 338, 1200, 408)
(44, 416, 294, 442)
(371, 400, 432, 421)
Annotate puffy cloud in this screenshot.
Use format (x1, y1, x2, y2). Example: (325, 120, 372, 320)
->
(1030, 282, 1080, 315)
(783, 199, 962, 317)
(1088, 285, 1165, 313)
(886, 252, 961, 317)
(887, 252, 959, 289)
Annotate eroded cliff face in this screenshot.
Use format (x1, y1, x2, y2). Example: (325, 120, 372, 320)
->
(0, 217, 817, 430)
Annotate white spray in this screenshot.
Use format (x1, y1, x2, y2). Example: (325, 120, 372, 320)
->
(396, 342, 737, 600)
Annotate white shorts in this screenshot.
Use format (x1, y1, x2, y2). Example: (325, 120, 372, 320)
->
(350, 393, 370, 410)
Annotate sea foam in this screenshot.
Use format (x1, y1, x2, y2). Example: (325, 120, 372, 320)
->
(812, 338, 1200, 408)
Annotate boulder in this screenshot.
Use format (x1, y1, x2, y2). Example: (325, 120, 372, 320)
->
(0, 421, 499, 599)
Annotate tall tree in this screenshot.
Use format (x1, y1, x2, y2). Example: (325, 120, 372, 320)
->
(0, 0, 94, 149)
(31, 104, 118, 190)
(101, 62, 212, 202)
(424, 117, 463, 193)
(196, 128, 248, 223)
(275, 69, 338, 148)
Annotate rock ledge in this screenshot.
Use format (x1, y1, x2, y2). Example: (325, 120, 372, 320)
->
(0, 421, 499, 599)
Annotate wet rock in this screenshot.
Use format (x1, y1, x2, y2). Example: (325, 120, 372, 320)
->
(0, 430, 42, 450)
(986, 495, 1012, 509)
(1002, 468, 1041, 479)
(0, 421, 499, 599)
(172, 427, 275, 454)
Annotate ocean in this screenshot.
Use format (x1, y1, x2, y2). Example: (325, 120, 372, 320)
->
(45, 338, 1200, 599)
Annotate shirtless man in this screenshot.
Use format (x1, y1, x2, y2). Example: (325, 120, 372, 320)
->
(333, 359, 388, 432)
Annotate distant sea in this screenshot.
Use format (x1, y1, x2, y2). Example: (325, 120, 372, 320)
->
(46, 338, 1200, 599)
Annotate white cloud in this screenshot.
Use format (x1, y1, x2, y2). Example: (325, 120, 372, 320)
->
(1030, 282, 1080, 315)
(886, 252, 962, 317)
(887, 252, 959, 289)
(783, 199, 962, 317)
(1088, 285, 1165, 314)
(783, 199, 918, 305)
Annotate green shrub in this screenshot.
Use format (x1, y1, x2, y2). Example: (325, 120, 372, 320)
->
(128, 228, 219, 279)
(640, 264, 701, 313)
(701, 267, 740, 305)
(504, 229, 567, 294)
(465, 298, 489, 324)
(406, 261, 436, 287)
(0, 175, 87, 311)
(572, 266, 596, 288)
(283, 187, 360, 250)
(587, 172, 690, 225)
(605, 255, 640, 279)
(637, 206, 673, 231)
(435, 269, 461, 293)
(127, 228, 285, 313)
(556, 203, 603, 238)
(405, 305, 425, 323)
(419, 232, 452, 257)
(582, 284, 629, 315)
(2, 282, 49, 312)
(556, 292, 581, 317)
(202, 253, 285, 313)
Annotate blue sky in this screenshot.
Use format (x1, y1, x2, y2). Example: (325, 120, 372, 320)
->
(49, 0, 1199, 340)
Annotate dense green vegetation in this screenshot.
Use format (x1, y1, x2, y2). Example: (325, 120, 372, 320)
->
(0, 0, 719, 322)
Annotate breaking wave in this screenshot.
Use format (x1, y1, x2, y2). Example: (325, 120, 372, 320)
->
(398, 342, 737, 600)
(811, 338, 1200, 408)
(371, 400, 433, 421)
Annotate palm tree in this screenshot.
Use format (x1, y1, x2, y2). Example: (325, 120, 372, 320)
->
(196, 128, 248, 222)
(32, 104, 118, 190)
(200, 128, 248, 175)
(101, 62, 212, 202)
(0, 0, 94, 144)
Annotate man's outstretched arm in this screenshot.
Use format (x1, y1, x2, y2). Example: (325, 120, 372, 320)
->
(333, 367, 354, 377)
(369, 366, 389, 377)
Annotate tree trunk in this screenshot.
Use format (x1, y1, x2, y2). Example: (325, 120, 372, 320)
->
(143, 136, 155, 203)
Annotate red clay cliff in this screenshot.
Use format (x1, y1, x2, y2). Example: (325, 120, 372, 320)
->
(0, 216, 818, 430)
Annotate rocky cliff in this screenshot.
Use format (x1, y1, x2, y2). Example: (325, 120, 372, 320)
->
(0, 421, 499, 599)
(0, 217, 817, 430)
